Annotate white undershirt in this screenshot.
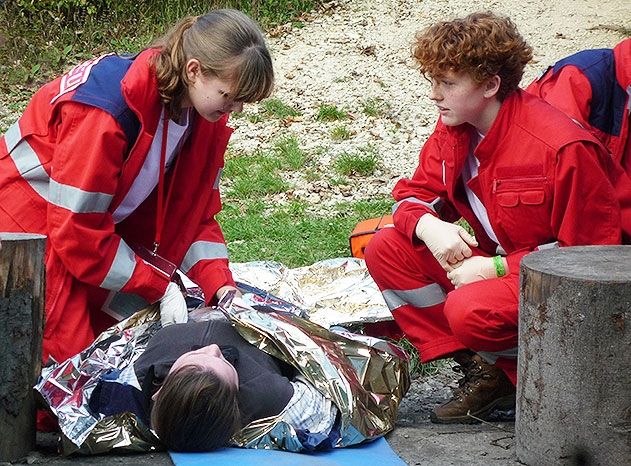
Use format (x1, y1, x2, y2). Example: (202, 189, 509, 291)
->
(113, 109, 191, 223)
(461, 130, 501, 246)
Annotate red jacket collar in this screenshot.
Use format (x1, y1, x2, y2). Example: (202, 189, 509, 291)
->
(613, 38, 631, 89)
(121, 48, 163, 136)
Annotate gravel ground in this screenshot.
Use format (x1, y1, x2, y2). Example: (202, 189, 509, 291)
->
(227, 0, 630, 211)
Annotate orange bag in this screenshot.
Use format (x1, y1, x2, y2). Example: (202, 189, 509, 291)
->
(349, 215, 394, 258)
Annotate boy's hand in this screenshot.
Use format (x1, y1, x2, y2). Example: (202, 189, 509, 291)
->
(415, 214, 478, 270)
(446, 256, 507, 288)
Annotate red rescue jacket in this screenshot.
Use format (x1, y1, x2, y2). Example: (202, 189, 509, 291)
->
(0, 49, 235, 307)
(526, 38, 631, 172)
(392, 90, 627, 273)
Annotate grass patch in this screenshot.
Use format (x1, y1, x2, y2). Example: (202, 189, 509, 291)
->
(362, 97, 390, 117)
(231, 111, 264, 123)
(395, 338, 447, 378)
(218, 196, 392, 267)
(330, 125, 352, 140)
(223, 150, 288, 199)
(274, 135, 308, 169)
(261, 98, 301, 119)
(223, 136, 306, 199)
(334, 146, 379, 176)
(316, 103, 348, 121)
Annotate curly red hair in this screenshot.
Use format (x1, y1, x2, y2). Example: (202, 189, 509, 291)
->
(412, 11, 533, 101)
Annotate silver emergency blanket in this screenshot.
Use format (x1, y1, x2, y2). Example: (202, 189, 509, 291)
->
(35, 293, 410, 455)
(231, 257, 391, 328)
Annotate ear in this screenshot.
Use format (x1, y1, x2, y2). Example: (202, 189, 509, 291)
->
(484, 75, 501, 98)
(151, 387, 161, 402)
(185, 59, 202, 82)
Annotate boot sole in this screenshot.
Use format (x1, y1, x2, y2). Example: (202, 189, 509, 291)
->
(429, 394, 516, 424)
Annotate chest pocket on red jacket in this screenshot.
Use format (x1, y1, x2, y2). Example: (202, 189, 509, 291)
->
(492, 176, 551, 248)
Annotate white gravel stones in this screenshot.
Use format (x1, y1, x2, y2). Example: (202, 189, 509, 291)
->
(227, 0, 628, 212)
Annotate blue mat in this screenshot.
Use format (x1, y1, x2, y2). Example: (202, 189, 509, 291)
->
(170, 437, 406, 466)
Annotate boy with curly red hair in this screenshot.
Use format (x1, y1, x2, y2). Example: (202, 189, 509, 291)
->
(365, 11, 628, 423)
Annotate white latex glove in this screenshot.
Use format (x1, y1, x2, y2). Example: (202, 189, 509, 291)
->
(446, 256, 507, 288)
(415, 214, 478, 270)
(159, 282, 188, 327)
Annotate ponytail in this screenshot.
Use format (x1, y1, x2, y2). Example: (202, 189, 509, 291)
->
(152, 10, 274, 118)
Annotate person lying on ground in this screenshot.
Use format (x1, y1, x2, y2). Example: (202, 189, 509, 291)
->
(88, 316, 339, 452)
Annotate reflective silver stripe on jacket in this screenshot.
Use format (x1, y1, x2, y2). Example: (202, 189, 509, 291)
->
(49, 178, 112, 213)
(382, 283, 446, 311)
(181, 241, 229, 273)
(538, 241, 559, 250)
(4, 121, 50, 199)
(213, 168, 223, 190)
(477, 347, 518, 364)
(100, 241, 136, 290)
(392, 197, 442, 215)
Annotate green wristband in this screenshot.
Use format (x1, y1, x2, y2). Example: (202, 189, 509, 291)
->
(492, 255, 506, 277)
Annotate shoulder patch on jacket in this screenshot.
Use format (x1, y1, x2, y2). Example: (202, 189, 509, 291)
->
(51, 54, 141, 147)
(50, 54, 114, 104)
(553, 48, 626, 136)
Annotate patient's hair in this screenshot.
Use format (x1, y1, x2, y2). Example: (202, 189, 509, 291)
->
(412, 11, 533, 101)
(151, 365, 241, 451)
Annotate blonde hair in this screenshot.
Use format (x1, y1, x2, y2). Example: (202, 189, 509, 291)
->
(153, 9, 274, 117)
(412, 11, 533, 101)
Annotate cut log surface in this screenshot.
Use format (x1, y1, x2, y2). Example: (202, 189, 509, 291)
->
(0, 233, 46, 462)
(517, 245, 631, 466)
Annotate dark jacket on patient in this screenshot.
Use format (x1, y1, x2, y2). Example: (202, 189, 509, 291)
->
(89, 318, 295, 427)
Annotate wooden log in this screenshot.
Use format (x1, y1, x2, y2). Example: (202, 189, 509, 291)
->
(517, 246, 631, 466)
(0, 233, 46, 462)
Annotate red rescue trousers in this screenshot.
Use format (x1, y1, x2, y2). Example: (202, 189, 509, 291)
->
(364, 227, 519, 385)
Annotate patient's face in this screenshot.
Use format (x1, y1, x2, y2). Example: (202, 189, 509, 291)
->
(169, 344, 239, 388)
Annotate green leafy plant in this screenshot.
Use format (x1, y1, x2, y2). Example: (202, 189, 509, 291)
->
(0, 0, 326, 93)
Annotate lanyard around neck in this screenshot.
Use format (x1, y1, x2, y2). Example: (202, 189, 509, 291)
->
(153, 115, 174, 254)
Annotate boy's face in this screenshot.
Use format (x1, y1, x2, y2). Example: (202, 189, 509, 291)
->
(428, 70, 494, 129)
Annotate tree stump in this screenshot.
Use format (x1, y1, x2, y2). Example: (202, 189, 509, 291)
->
(517, 246, 631, 466)
(0, 233, 46, 462)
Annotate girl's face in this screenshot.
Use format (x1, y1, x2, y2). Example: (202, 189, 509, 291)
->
(428, 70, 500, 132)
(183, 59, 244, 122)
(169, 344, 239, 388)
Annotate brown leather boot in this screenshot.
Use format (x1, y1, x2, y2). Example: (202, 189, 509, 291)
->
(430, 354, 516, 424)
